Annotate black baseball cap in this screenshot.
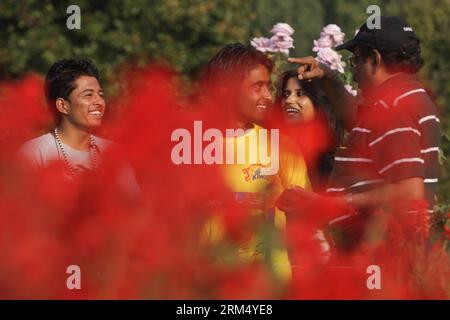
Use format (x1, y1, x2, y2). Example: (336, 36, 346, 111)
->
(335, 16, 420, 53)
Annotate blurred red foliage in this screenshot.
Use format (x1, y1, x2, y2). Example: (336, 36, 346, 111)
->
(0, 67, 448, 299)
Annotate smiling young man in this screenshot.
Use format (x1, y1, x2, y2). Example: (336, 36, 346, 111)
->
(17, 58, 140, 195)
(203, 43, 273, 130)
(201, 44, 312, 282)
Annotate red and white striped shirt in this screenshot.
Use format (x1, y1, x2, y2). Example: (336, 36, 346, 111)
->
(327, 73, 440, 211)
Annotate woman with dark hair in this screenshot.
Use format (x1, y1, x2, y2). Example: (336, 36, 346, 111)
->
(275, 70, 344, 191)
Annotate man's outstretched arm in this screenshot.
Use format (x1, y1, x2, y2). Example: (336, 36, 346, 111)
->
(276, 177, 425, 225)
(289, 56, 360, 131)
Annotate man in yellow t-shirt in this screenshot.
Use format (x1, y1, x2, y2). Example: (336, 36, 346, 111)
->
(201, 43, 310, 282)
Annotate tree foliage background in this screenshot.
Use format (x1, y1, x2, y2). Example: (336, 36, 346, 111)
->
(0, 0, 449, 205)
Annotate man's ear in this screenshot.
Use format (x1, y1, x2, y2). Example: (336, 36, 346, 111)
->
(55, 98, 70, 115)
(372, 49, 382, 71)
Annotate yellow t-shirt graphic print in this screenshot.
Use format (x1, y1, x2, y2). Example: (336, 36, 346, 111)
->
(203, 124, 310, 282)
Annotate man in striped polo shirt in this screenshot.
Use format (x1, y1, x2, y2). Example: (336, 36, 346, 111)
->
(279, 16, 441, 252)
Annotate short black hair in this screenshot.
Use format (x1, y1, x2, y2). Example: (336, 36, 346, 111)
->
(202, 43, 273, 89)
(45, 58, 100, 123)
(357, 39, 424, 74)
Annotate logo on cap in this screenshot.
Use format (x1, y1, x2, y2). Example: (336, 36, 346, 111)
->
(403, 27, 414, 32)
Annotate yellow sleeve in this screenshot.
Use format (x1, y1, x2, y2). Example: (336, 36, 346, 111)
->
(278, 139, 311, 190)
(270, 138, 311, 283)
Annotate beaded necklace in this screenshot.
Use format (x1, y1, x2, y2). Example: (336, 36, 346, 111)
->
(53, 127, 98, 176)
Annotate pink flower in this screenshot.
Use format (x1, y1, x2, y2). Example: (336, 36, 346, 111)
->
(315, 48, 346, 74)
(344, 84, 358, 97)
(250, 22, 295, 55)
(271, 23, 294, 37)
(312, 37, 333, 52)
(312, 24, 345, 51)
(322, 24, 345, 45)
(250, 37, 273, 53)
(270, 34, 294, 55)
